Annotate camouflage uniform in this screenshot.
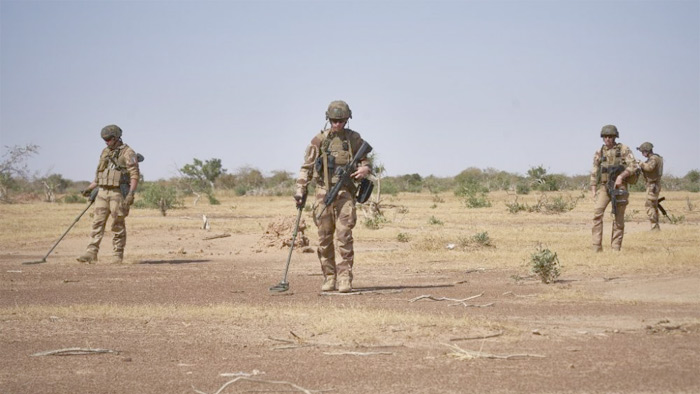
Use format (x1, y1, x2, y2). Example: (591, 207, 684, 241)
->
(590, 142, 637, 252)
(79, 126, 140, 263)
(638, 146, 663, 230)
(296, 122, 371, 292)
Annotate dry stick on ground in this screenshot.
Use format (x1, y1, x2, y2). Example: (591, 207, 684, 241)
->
(443, 343, 545, 360)
(202, 233, 231, 240)
(267, 336, 340, 350)
(31, 348, 120, 356)
(194, 376, 329, 394)
(501, 291, 537, 298)
(409, 293, 493, 307)
(323, 351, 394, 356)
(450, 331, 504, 342)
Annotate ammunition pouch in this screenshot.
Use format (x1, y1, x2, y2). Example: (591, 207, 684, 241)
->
(356, 178, 373, 203)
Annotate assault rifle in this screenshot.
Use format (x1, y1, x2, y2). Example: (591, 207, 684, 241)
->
(604, 165, 628, 216)
(656, 196, 671, 221)
(316, 141, 372, 221)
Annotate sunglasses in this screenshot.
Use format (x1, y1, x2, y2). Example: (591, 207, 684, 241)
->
(330, 119, 347, 124)
(103, 136, 115, 142)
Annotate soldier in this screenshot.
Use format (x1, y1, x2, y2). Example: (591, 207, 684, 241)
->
(636, 142, 664, 230)
(77, 125, 140, 264)
(590, 125, 638, 252)
(294, 100, 372, 293)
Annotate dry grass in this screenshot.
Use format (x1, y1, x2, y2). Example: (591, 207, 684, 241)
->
(0, 302, 505, 347)
(2, 190, 698, 274)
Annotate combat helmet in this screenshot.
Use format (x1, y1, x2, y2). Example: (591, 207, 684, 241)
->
(637, 142, 654, 152)
(600, 125, 619, 138)
(325, 100, 352, 120)
(101, 124, 123, 140)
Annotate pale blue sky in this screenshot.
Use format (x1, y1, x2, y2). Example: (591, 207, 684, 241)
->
(1, 0, 698, 182)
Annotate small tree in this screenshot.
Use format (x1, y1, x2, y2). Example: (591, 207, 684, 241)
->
(179, 158, 225, 204)
(684, 169, 700, 192)
(0, 144, 40, 202)
(527, 165, 561, 191)
(136, 182, 182, 216)
(234, 166, 265, 195)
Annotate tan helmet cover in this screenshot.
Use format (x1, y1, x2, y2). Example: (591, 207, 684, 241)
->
(101, 124, 123, 140)
(637, 142, 654, 152)
(600, 125, 619, 138)
(325, 100, 352, 120)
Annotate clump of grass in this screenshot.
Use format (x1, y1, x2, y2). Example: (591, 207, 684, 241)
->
(428, 216, 443, 225)
(397, 232, 410, 243)
(364, 214, 387, 229)
(529, 245, 561, 284)
(505, 197, 528, 214)
(457, 231, 493, 249)
(667, 214, 685, 224)
(506, 194, 580, 214)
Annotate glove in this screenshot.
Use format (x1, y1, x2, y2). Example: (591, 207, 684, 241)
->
(124, 191, 135, 206)
(294, 193, 307, 209)
(81, 188, 92, 197)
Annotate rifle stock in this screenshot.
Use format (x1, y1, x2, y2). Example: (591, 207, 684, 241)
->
(317, 141, 372, 220)
(605, 165, 625, 216)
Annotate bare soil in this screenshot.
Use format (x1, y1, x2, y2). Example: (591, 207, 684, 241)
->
(1, 197, 699, 394)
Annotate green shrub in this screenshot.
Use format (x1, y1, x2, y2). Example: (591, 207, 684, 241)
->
(529, 245, 561, 284)
(207, 193, 220, 205)
(397, 232, 410, 243)
(135, 183, 182, 216)
(516, 182, 531, 195)
(62, 193, 86, 204)
(363, 214, 387, 229)
(455, 182, 492, 208)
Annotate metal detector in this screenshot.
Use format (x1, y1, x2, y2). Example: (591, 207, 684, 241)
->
(269, 202, 305, 293)
(23, 188, 99, 265)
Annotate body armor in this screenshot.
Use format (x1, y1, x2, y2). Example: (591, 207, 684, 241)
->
(95, 144, 139, 192)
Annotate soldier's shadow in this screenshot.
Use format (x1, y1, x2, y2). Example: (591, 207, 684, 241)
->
(355, 284, 454, 291)
(137, 259, 211, 265)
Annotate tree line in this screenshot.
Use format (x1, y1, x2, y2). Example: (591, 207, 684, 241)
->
(2, 144, 699, 208)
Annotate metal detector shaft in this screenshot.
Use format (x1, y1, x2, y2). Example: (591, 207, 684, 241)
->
(270, 206, 303, 292)
(281, 207, 303, 283)
(23, 189, 97, 265)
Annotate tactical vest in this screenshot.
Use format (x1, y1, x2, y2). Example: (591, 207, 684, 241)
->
(644, 154, 664, 183)
(96, 145, 129, 187)
(596, 144, 637, 185)
(315, 130, 355, 189)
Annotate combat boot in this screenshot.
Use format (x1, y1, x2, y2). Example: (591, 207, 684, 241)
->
(76, 250, 97, 263)
(321, 276, 336, 292)
(337, 276, 352, 293)
(109, 254, 124, 264)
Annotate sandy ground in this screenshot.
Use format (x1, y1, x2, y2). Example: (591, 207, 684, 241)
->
(1, 196, 699, 394)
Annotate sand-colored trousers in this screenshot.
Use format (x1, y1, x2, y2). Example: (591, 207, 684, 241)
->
(645, 182, 661, 230)
(592, 187, 627, 251)
(85, 188, 129, 256)
(313, 189, 357, 279)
